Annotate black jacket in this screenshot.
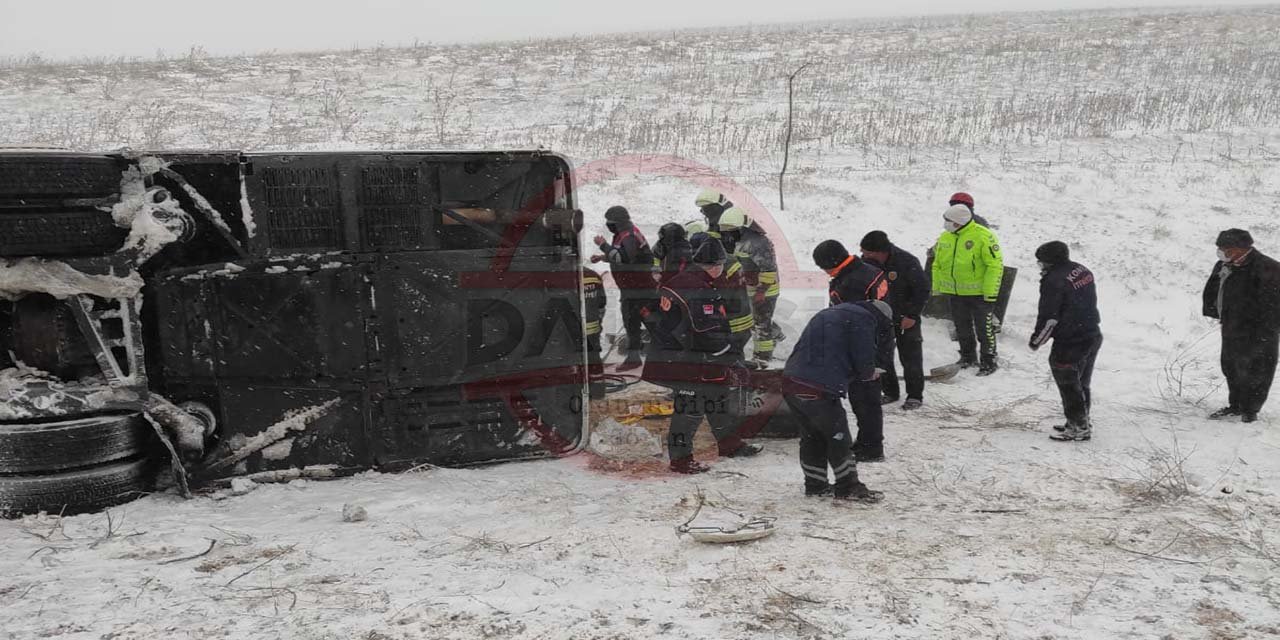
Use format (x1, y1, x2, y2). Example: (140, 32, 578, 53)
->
(642, 268, 733, 384)
(853, 300, 897, 368)
(1030, 261, 1101, 348)
(865, 244, 928, 324)
(598, 222, 655, 297)
(828, 257, 887, 305)
(1203, 249, 1280, 338)
(784, 303, 879, 395)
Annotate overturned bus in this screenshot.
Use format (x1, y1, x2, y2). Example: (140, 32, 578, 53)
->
(0, 149, 587, 515)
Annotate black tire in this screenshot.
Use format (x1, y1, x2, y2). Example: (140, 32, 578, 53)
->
(0, 457, 155, 518)
(0, 154, 125, 200)
(0, 413, 151, 474)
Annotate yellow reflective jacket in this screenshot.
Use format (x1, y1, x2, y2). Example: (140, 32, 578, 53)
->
(931, 222, 1004, 300)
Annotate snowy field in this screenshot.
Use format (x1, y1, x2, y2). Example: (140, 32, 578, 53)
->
(4, 5, 1280, 640)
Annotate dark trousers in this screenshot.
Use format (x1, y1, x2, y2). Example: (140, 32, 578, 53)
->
(1222, 331, 1279, 414)
(950, 295, 997, 365)
(785, 391, 858, 492)
(752, 294, 779, 357)
(620, 297, 649, 352)
(1050, 334, 1103, 427)
(667, 382, 738, 462)
(881, 323, 925, 400)
(846, 379, 883, 455)
(587, 333, 605, 398)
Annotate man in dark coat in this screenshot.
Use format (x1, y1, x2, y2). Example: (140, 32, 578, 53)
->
(1203, 228, 1280, 423)
(1029, 241, 1102, 441)
(643, 237, 760, 474)
(860, 230, 929, 410)
(813, 240, 892, 461)
(783, 302, 885, 503)
(592, 206, 655, 370)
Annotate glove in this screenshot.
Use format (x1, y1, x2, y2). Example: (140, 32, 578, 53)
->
(1028, 339, 1041, 352)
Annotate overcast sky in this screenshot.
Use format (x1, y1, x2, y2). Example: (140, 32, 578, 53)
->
(1, 0, 1273, 60)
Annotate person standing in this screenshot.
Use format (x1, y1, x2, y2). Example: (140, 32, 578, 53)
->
(652, 221, 692, 282)
(948, 192, 992, 228)
(783, 302, 885, 503)
(694, 189, 735, 235)
(1202, 229, 1280, 423)
(691, 231, 754, 357)
(813, 240, 892, 461)
(931, 204, 1004, 375)
(592, 206, 655, 371)
(583, 265, 607, 399)
(1029, 241, 1102, 441)
(643, 237, 760, 474)
(719, 207, 783, 365)
(860, 231, 929, 410)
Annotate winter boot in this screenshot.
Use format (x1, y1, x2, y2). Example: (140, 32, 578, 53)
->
(720, 443, 763, 458)
(617, 350, 643, 372)
(669, 458, 710, 474)
(1049, 422, 1091, 442)
(1209, 406, 1241, 420)
(834, 481, 884, 504)
(901, 398, 923, 411)
(751, 352, 773, 367)
(805, 483, 833, 497)
(880, 394, 900, 405)
(1242, 412, 1259, 423)
(854, 447, 885, 463)
(956, 357, 978, 369)
(769, 325, 788, 343)
(976, 361, 999, 377)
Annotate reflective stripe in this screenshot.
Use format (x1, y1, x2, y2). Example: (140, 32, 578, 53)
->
(583, 276, 602, 285)
(729, 315, 755, 332)
(765, 284, 781, 297)
(755, 339, 775, 351)
(726, 261, 741, 277)
(758, 271, 779, 285)
(585, 321, 602, 335)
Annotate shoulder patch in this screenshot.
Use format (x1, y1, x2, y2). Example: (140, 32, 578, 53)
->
(703, 304, 715, 315)
(991, 244, 1000, 253)
(887, 271, 898, 281)
(965, 240, 975, 250)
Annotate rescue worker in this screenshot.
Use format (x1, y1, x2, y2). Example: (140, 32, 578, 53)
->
(694, 189, 734, 235)
(718, 206, 782, 365)
(860, 231, 929, 410)
(813, 239, 889, 306)
(1203, 229, 1280, 423)
(931, 204, 1004, 375)
(643, 237, 761, 474)
(690, 231, 754, 357)
(652, 221, 691, 283)
(583, 265, 607, 399)
(813, 240, 891, 460)
(783, 301, 886, 503)
(1029, 241, 1102, 441)
(592, 206, 655, 371)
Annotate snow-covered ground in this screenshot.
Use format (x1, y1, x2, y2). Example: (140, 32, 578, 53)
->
(5, 5, 1280, 640)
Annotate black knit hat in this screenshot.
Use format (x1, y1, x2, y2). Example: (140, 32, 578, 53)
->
(604, 206, 630, 223)
(691, 234, 727, 265)
(813, 239, 850, 270)
(658, 221, 686, 244)
(1216, 228, 1254, 249)
(860, 230, 891, 253)
(1035, 241, 1070, 265)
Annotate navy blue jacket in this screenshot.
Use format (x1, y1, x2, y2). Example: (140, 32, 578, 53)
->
(784, 303, 878, 396)
(1030, 261, 1101, 348)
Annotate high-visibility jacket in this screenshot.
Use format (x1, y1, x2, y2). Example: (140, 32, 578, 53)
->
(719, 256, 755, 350)
(582, 267, 606, 337)
(931, 222, 1003, 301)
(734, 228, 780, 298)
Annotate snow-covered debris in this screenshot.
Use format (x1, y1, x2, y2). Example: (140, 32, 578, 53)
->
(110, 166, 189, 263)
(204, 399, 342, 473)
(341, 503, 368, 522)
(588, 417, 663, 460)
(0, 258, 143, 301)
(239, 176, 256, 238)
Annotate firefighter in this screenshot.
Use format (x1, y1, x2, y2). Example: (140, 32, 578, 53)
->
(592, 206, 655, 371)
(694, 189, 734, 235)
(783, 301, 886, 503)
(652, 221, 691, 283)
(643, 237, 761, 474)
(718, 206, 782, 365)
(812, 240, 892, 461)
(1203, 229, 1280, 423)
(1029, 241, 1102, 441)
(932, 204, 1004, 375)
(583, 265, 607, 399)
(690, 228, 754, 357)
(860, 231, 929, 410)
